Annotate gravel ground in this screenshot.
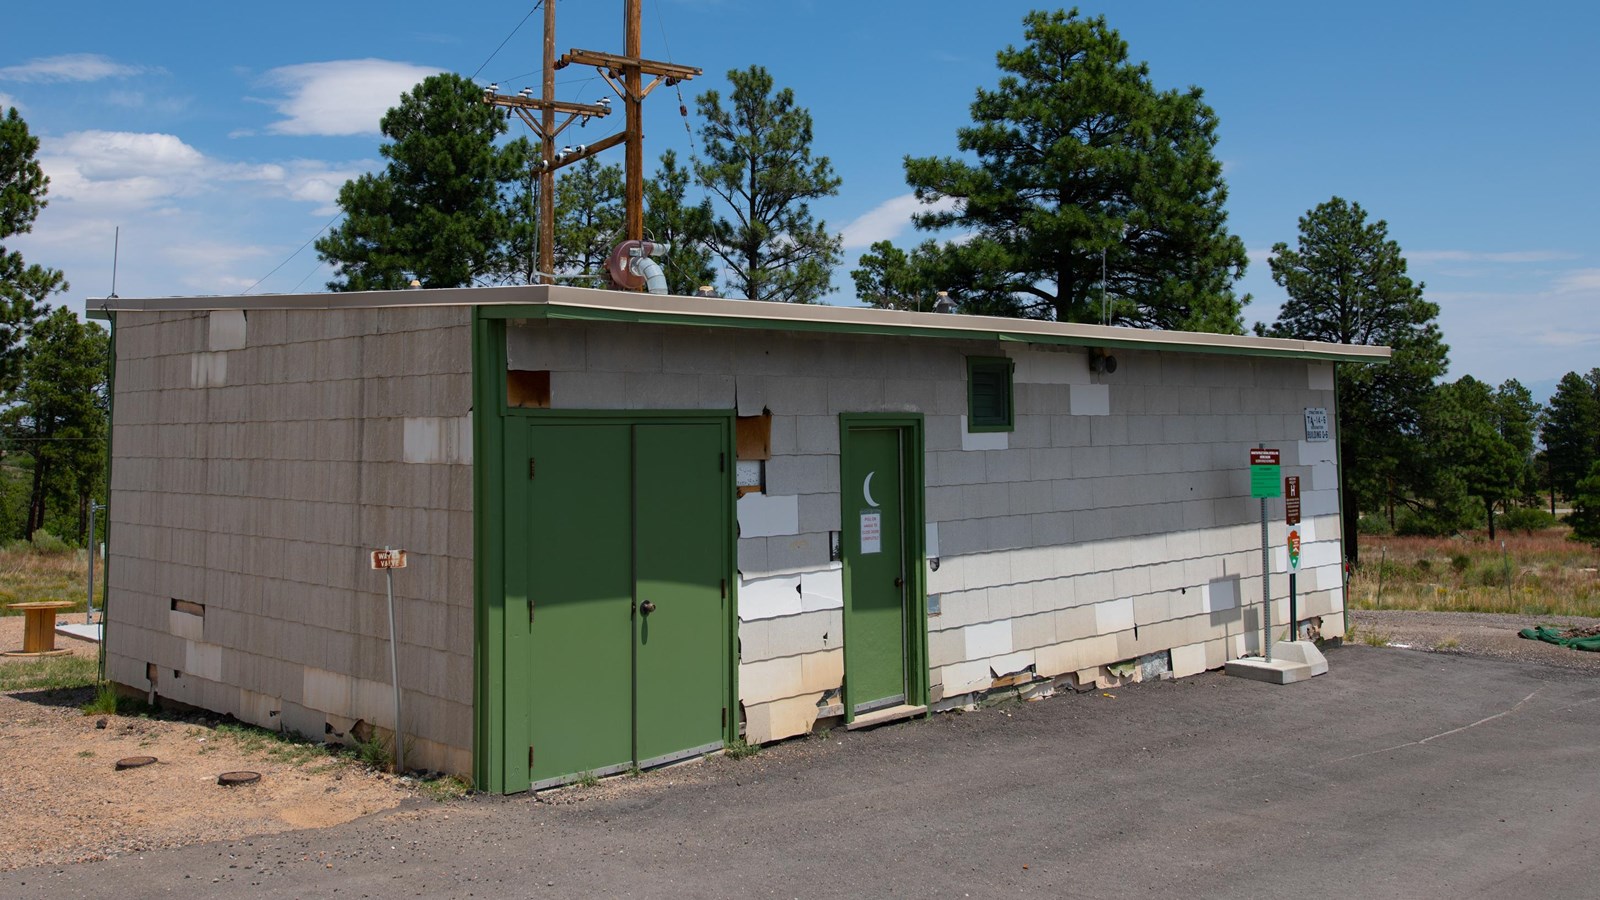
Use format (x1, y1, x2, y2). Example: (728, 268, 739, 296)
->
(1350, 609, 1600, 674)
(0, 616, 411, 872)
(4, 608, 1599, 882)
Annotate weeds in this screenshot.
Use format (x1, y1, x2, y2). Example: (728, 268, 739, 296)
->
(723, 737, 760, 760)
(347, 734, 393, 772)
(573, 770, 600, 788)
(79, 682, 150, 715)
(76, 749, 94, 758)
(417, 773, 473, 801)
(0, 654, 97, 692)
(0, 543, 97, 614)
(1351, 530, 1599, 617)
(1436, 635, 1461, 650)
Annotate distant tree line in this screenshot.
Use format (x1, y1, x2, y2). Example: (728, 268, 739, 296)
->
(0, 107, 110, 547)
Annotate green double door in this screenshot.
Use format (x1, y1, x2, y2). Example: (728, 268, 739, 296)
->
(523, 420, 728, 788)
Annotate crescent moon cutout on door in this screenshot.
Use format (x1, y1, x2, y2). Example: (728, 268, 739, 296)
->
(863, 471, 880, 508)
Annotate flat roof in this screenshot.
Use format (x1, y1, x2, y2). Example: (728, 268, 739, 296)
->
(87, 283, 1390, 364)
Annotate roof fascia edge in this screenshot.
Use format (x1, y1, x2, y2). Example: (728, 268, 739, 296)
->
(483, 301, 1390, 364)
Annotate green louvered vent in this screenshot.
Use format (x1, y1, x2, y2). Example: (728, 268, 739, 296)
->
(966, 357, 1015, 432)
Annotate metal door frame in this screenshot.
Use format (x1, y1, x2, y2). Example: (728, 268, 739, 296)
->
(472, 311, 737, 793)
(837, 413, 929, 724)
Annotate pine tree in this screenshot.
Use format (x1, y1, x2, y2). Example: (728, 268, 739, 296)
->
(0, 106, 63, 390)
(900, 9, 1248, 330)
(1262, 197, 1448, 558)
(316, 73, 519, 289)
(694, 66, 841, 303)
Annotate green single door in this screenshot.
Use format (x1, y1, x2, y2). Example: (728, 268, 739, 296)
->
(525, 424, 635, 785)
(633, 423, 728, 766)
(842, 426, 908, 713)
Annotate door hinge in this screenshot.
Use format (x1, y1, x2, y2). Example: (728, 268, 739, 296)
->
(529, 457, 536, 479)
(720, 578, 726, 600)
(719, 451, 725, 472)
(528, 745, 535, 770)
(722, 707, 727, 729)
(528, 598, 535, 624)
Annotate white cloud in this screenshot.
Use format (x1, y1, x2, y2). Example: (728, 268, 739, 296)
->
(1409, 249, 1578, 264)
(1247, 247, 1274, 265)
(38, 130, 368, 212)
(1552, 268, 1600, 294)
(259, 59, 441, 137)
(841, 193, 959, 249)
(0, 53, 149, 84)
(0, 92, 19, 112)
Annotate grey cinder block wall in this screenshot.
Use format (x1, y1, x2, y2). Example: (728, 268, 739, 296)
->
(106, 307, 475, 773)
(509, 321, 1343, 744)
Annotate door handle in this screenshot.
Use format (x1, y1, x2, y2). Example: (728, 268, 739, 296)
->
(893, 576, 904, 588)
(639, 600, 657, 615)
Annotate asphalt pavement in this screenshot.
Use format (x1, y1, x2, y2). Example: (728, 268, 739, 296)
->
(5, 644, 1598, 899)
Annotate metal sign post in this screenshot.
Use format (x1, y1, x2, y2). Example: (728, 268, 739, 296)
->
(371, 548, 408, 773)
(1250, 448, 1281, 662)
(1286, 476, 1301, 640)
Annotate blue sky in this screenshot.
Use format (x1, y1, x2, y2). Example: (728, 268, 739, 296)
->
(5, 1, 1598, 395)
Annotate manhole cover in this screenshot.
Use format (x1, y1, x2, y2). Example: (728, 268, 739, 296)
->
(114, 756, 157, 770)
(217, 771, 261, 786)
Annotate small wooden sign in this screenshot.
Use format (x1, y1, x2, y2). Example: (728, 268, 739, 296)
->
(370, 549, 407, 570)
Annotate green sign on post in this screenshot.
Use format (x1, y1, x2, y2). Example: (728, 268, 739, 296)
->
(1249, 448, 1281, 498)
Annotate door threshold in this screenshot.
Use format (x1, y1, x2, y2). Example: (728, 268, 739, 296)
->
(847, 703, 927, 731)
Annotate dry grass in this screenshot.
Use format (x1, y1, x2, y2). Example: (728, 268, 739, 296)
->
(1350, 529, 1600, 617)
(0, 545, 95, 615)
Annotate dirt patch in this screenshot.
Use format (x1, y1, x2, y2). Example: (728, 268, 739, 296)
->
(1350, 609, 1600, 673)
(0, 618, 412, 872)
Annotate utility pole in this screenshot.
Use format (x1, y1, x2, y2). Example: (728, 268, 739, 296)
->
(484, 1, 699, 286)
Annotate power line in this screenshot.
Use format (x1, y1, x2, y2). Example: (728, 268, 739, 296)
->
(239, 211, 343, 295)
(471, 3, 543, 81)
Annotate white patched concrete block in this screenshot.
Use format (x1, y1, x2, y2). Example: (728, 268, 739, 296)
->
(745, 694, 821, 744)
(941, 660, 992, 695)
(739, 573, 803, 621)
(959, 418, 1009, 451)
(1034, 635, 1119, 678)
(190, 352, 227, 388)
(1094, 597, 1135, 635)
(403, 416, 472, 464)
(184, 641, 223, 682)
(737, 493, 800, 538)
(739, 656, 804, 704)
(1170, 642, 1208, 678)
(1307, 363, 1334, 392)
(169, 609, 204, 642)
(963, 620, 1013, 661)
(208, 310, 247, 351)
(1070, 383, 1110, 416)
(988, 650, 1035, 677)
(303, 666, 353, 717)
(799, 567, 844, 612)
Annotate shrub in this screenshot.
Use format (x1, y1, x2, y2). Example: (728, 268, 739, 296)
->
(29, 529, 72, 554)
(1450, 553, 1471, 573)
(1357, 514, 1393, 536)
(1497, 507, 1558, 534)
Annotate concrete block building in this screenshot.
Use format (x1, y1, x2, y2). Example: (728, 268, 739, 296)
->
(94, 285, 1385, 792)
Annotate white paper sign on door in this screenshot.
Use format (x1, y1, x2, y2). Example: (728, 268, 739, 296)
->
(859, 511, 882, 554)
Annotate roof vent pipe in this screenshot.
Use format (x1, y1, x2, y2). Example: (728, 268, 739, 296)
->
(606, 239, 671, 294)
